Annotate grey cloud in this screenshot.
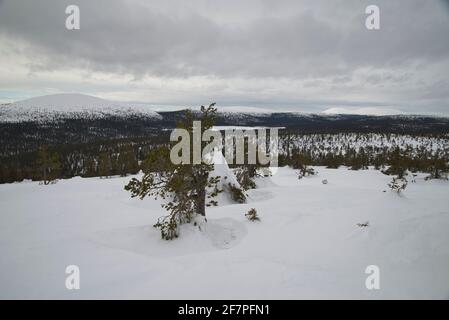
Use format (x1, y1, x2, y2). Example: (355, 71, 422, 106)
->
(0, 0, 448, 113)
(1, 0, 447, 77)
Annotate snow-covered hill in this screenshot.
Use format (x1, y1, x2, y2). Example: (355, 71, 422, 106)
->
(322, 107, 405, 116)
(1, 94, 448, 136)
(0, 93, 161, 122)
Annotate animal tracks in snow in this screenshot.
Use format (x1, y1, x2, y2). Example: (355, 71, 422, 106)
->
(202, 218, 247, 249)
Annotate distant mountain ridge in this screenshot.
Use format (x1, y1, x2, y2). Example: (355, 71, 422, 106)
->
(1, 94, 449, 139)
(0, 93, 161, 122)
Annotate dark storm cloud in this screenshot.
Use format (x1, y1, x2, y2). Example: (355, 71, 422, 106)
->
(0, 0, 448, 113)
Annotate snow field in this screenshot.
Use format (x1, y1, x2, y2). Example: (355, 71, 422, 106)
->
(0, 167, 448, 299)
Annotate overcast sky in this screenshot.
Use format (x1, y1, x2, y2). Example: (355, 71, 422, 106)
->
(0, 0, 449, 114)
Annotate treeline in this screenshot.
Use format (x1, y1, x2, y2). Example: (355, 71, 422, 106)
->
(1, 130, 448, 184)
(0, 137, 168, 184)
(280, 146, 448, 176)
(0, 117, 164, 157)
(279, 132, 449, 178)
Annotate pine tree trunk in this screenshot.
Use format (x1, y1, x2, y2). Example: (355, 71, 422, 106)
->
(197, 187, 206, 216)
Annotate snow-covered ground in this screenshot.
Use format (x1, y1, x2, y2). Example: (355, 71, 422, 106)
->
(1, 167, 449, 299)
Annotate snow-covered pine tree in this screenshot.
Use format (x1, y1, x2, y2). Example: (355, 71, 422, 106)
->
(125, 104, 221, 240)
(388, 175, 408, 194)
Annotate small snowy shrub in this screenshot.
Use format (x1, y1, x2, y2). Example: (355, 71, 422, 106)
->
(228, 183, 246, 203)
(39, 180, 58, 185)
(388, 176, 407, 194)
(245, 208, 260, 222)
(153, 216, 179, 240)
(234, 167, 257, 190)
(357, 221, 369, 227)
(297, 166, 316, 180)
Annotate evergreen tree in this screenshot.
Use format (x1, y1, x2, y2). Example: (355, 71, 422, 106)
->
(118, 144, 139, 176)
(36, 146, 61, 185)
(384, 147, 407, 177)
(83, 156, 97, 177)
(98, 151, 112, 178)
(125, 104, 221, 240)
(425, 154, 448, 180)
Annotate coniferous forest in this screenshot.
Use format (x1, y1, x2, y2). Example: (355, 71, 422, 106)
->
(1, 111, 448, 184)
